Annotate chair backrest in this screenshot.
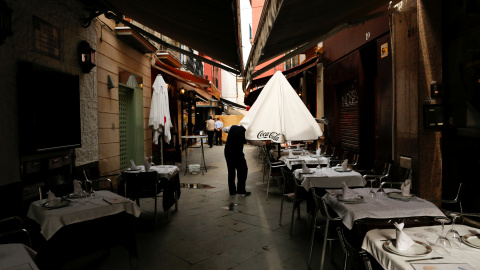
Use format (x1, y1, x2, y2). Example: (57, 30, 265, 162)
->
(336, 227, 373, 270)
(0, 216, 31, 247)
(123, 171, 161, 199)
(379, 162, 392, 180)
(311, 189, 341, 221)
(282, 166, 301, 184)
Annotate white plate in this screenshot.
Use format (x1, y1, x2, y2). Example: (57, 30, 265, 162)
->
(333, 168, 352, 172)
(286, 157, 298, 159)
(462, 234, 480, 249)
(383, 239, 432, 256)
(386, 192, 415, 201)
(336, 195, 364, 203)
(42, 199, 71, 209)
(299, 170, 315, 174)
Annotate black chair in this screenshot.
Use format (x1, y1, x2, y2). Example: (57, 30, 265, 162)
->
(336, 227, 373, 270)
(123, 171, 164, 225)
(263, 148, 286, 200)
(426, 183, 465, 222)
(283, 168, 309, 235)
(309, 188, 343, 270)
(83, 169, 114, 192)
(0, 216, 32, 247)
(363, 161, 392, 187)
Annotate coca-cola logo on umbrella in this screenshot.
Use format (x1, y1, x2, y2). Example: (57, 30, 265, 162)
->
(257, 130, 282, 141)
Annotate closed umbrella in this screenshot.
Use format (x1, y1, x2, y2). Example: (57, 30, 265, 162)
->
(149, 74, 173, 164)
(239, 71, 322, 143)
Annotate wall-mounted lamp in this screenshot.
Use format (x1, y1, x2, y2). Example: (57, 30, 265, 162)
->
(78, 40, 96, 73)
(180, 87, 186, 95)
(139, 82, 143, 88)
(0, 0, 13, 46)
(107, 75, 116, 90)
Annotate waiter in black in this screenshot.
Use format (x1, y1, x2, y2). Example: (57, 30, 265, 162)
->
(224, 125, 250, 196)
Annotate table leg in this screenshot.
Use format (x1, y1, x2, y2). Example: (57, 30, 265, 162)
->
(200, 138, 207, 174)
(184, 142, 188, 176)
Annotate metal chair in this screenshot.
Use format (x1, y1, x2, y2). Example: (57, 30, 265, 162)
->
(123, 171, 165, 225)
(279, 168, 308, 235)
(363, 161, 392, 186)
(263, 148, 286, 200)
(426, 183, 465, 221)
(83, 169, 114, 192)
(336, 227, 373, 270)
(309, 188, 343, 270)
(0, 216, 32, 247)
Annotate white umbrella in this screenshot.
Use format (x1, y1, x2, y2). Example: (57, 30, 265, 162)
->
(149, 74, 173, 164)
(239, 71, 322, 143)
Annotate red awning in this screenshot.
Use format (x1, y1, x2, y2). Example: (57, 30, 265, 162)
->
(249, 56, 319, 90)
(155, 60, 210, 88)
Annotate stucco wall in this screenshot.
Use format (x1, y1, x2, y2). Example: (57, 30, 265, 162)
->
(95, 16, 152, 178)
(0, 0, 96, 186)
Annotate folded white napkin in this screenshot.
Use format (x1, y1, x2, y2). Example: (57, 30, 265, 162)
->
(288, 150, 295, 158)
(301, 161, 310, 173)
(401, 179, 411, 196)
(73, 179, 83, 195)
(341, 159, 348, 171)
(130, 159, 137, 170)
(144, 160, 151, 172)
(47, 190, 60, 206)
(316, 148, 321, 156)
(341, 182, 357, 200)
(394, 222, 415, 250)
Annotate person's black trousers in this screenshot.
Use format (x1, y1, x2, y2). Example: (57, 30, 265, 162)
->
(225, 153, 248, 194)
(207, 130, 214, 147)
(215, 130, 222, 145)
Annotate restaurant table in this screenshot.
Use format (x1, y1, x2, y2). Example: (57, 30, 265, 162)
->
(361, 225, 480, 270)
(118, 165, 181, 212)
(323, 188, 445, 230)
(294, 167, 365, 190)
(181, 135, 208, 175)
(27, 191, 140, 269)
(280, 155, 329, 170)
(27, 190, 140, 240)
(0, 243, 39, 270)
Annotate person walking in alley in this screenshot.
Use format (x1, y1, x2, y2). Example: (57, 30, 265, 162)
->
(223, 125, 250, 196)
(206, 116, 215, 148)
(214, 117, 224, 146)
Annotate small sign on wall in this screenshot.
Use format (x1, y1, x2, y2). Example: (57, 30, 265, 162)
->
(381, 43, 388, 58)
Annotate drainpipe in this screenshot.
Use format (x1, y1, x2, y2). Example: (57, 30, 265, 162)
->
(389, 13, 396, 161)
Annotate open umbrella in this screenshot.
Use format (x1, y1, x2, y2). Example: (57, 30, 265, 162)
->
(239, 71, 322, 143)
(149, 74, 173, 164)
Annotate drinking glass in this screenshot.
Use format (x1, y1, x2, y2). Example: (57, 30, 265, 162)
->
(446, 212, 462, 248)
(367, 179, 377, 200)
(434, 217, 452, 256)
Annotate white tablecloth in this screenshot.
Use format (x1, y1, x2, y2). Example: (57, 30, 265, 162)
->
(27, 190, 140, 240)
(323, 188, 445, 230)
(126, 165, 179, 180)
(294, 167, 365, 190)
(361, 225, 480, 270)
(280, 155, 329, 170)
(0, 244, 38, 270)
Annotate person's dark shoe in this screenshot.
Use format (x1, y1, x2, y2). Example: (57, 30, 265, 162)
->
(229, 192, 236, 195)
(210, 145, 213, 148)
(237, 191, 251, 196)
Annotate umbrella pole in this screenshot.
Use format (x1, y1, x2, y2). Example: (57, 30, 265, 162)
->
(160, 131, 164, 165)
